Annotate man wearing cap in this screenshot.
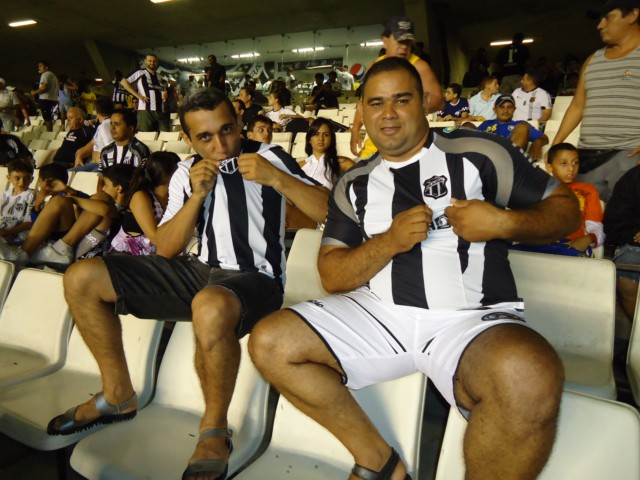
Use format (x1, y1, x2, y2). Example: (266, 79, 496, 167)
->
(0, 79, 20, 132)
(553, 0, 640, 201)
(476, 94, 548, 161)
(350, 16, 443, 157)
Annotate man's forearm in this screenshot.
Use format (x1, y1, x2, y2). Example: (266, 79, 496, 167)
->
(156, 193, 206, 258)
(553, 103, 582, 145)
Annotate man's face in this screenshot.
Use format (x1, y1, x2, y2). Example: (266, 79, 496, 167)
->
(315, 75, 324, 86)
(247, 121, 273, 144)
(521, 74, 533, 91)
(495, 101, 516, 122)
(208, 56, 215, 65)
(237, 89, 251, 104)
(110, 113, 134, 142)
(598, 8, 638, 44)
(145, 55, 158, 72)
(182, 102, 241, 162)
(37, 63, 47, 74)
(67, 109, 83, 130)
(361, 68, 428, 162)
(382, 35, 412, 59)
(547, 149, 579, 184)
(444, 88, 457, 102)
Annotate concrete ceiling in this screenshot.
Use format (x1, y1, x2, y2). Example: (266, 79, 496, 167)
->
(2, 0, 605, 88)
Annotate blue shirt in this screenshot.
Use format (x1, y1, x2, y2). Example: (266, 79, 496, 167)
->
(468, 92, 500, 120)
(437, 98, 469, 118)
(478, 120, 543, 143)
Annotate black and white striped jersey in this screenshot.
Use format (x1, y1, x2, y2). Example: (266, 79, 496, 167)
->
(323, 127, 558, 310)
(125, 68, 163, 112)
(112, 82, 128, 104)
(160, 139, 317, 290)
(99, 138, 150, 174)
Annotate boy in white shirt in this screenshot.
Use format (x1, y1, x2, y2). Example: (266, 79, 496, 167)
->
(0, 159, 34, 244)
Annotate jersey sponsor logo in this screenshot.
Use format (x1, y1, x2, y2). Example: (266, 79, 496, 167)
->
(423, 175, 448, 199)
(481, 312, 524, 322)
(219, 157, 239, 175)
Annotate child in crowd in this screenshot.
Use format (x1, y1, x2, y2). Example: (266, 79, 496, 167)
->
(512, 143, 604, 256)
(0, 159, 34, 245)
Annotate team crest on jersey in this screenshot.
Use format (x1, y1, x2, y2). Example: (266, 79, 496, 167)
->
(481, 312, 524, 322)
(219, 157, 238, 174)
(423, 175, 448, 199)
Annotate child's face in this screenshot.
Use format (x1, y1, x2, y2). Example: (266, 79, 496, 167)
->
(102, 177, 119, 200)
(8, 171, 33, 194)
(247, 122, 273, 144)
(547, 149, 579, 184)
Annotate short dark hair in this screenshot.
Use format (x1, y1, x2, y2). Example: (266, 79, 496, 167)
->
(480, 75, 499, 89)
(525, 69, 540, 86)
(269, 90, 285, 106)
(179, 88, 236, 138)
(96, 97, 114, 117)
(145, 53, 158, 60)
(7, 158, 34, 175)
(103, 164, 136, 190)
(247, 115, 273, 132)
(547, 143, 578, 164)
(239, 87, 254, 99)
(360, 57, 423, 99)
(112, 108, 137, 128)
(315, 73, 324, 81)
(448, 83, 462, 97)
(232, 99, 246, 111)
(39, 163, 68, 184)
(38, 60, 50, 68)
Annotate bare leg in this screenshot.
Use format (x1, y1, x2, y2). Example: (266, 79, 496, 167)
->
(53, 258, 136, 426)
(617, 278, 638, 321)
(21, 196, 76, 254)
(509, 122, 531, 150)
(454, 324, 564, 480)
(61, 192, 112, 247)
(249, 310, 407, 480)
(185, 285, 244, 480)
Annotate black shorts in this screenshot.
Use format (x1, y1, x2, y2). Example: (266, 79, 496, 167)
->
(103, 253, 283, 337)
(38, 99, 58, 121)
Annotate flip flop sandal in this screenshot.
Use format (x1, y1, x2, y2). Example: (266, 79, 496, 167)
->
(352, 448, 412, 480)
(47, 391, 137, 436)
(182, 427, 233, 480)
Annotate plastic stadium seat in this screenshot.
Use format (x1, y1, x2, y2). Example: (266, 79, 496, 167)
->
(32, 149, 56, 168)
(0, 268, 71, 390)
(71, 322, 274, 480)
(550, 96, 574, 121)
(157, 131, 181, 142)
(69, 171, 99, 196)
(162, 140, 190, 154)
(135, 131, 158, 141)
(283, 228, 328, 308)
(435, 391, 640, 480)
(143, 140, 163, 153)
(626, 286, 640, 406)
(272, 132, 292, 143)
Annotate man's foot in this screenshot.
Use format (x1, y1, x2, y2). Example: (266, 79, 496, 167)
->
(47, 391, 137, 435)
(351, 448, 411, 480)
(0, 243, 28, 266)
(182, 428, 233, 480)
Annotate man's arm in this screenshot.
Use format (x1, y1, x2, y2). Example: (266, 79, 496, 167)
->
(120, 78, 149, 104)
(30, 79, 48, 96)
(318, 205, 432, 293)
(414, 59, 444, 113)
(74, 139, 94, 167)
(445, 183, 580, 244)
(552, 54, 591, 145)
(528, 133, 548, 161)
(238, 153, 328, 223)
(539, 107, 552, 123)
(155, 159, 218, 258)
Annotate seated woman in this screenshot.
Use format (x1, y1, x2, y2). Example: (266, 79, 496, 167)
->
(287, 118, 355, 228)
(108, 151, 179, 255)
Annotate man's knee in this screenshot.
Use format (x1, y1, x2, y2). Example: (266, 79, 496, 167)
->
(249, 310, 297, 368)
(64, 257, 114, 302)
(191, 286, 242, 345)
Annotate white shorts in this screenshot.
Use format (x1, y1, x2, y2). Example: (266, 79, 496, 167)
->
(288, 286, 529, 408)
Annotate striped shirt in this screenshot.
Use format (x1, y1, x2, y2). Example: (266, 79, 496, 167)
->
(323, 127, 557, 310)
(99, 137, 150, 174)
(112, 81, 128, 104)
(160, 139, 317, 290)
(580, 46, 640, 150)
(125, 68, 164, 112)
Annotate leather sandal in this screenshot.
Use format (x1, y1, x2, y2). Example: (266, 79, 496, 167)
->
(182, 427, 233, 480)
(352, 448, 412, 480)
(47, 391, 137, 435)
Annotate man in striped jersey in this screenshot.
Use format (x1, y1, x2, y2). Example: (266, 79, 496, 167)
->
(553, 0, 640, 201)
(250, 58, 581, 480)
(48, 88, 328, 480)
(120, 54, 170, 132)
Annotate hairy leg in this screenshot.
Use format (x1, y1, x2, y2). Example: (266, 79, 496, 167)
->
(249, 310, 407, 480)
(61, 192, 112, 246)
(454, 324, 564, 480)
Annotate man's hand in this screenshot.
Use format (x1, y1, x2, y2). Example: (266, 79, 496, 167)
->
(238, 153, 279, 187)
(445, 198, 506, 242)
(567, 235, 593, 252)
(628, 146, 640, 158)
(633, 231, 640, 243)
(382, 204, 432, 255)
(189, 158, 219, 197)
(350, 128, 363, 156)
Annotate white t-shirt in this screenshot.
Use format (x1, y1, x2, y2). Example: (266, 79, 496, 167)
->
(266, 107, 296, 126)
(93, 119, 113, 152)
(38, 71, 59, 101)
(512, 87, 552, 121)
(0, 188, 35, 243)
(301, 154, 332, 189)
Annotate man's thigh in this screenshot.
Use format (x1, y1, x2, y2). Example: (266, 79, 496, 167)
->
(103, 253, 209, 319)
(156, 112, 170, 132)
(136, 111, 155, 132)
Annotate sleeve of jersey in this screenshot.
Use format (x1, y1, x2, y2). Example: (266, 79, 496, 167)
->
(158, 161, 190, 226)
(527, 124, 543, 142)
(262, 146, 320, 186)
(322, 182, 363, 248)
(126, 69, 143, 84)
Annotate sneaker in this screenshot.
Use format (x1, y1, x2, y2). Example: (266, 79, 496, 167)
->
(30, 243, 73, 267)
(0, 243, 28, 266)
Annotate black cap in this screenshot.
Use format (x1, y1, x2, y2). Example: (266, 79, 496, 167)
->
(384, 16, 415, 42)
(495, 94, 515, 107)
(587, 0, 640, 19)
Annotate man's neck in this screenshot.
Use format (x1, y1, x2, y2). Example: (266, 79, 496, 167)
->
(481, 90, 494, 100)
(380, 126, 429, 163)
(606, 30, 640, 57)
(115, 138, 133, 147)
(523, 85, 537, 93)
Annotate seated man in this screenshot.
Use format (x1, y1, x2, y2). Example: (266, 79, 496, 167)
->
(436, 82, 470, 121)
(246, 115, 274, 144)
(604, 164, 640, 321)
(72, 97, 115, 172)
(512, 69, 553, 123)
(476, 94, 548, 161)
(249, 58, 580, 480)
(52, 107, 95, 168)
(46, 88, 329, 480)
